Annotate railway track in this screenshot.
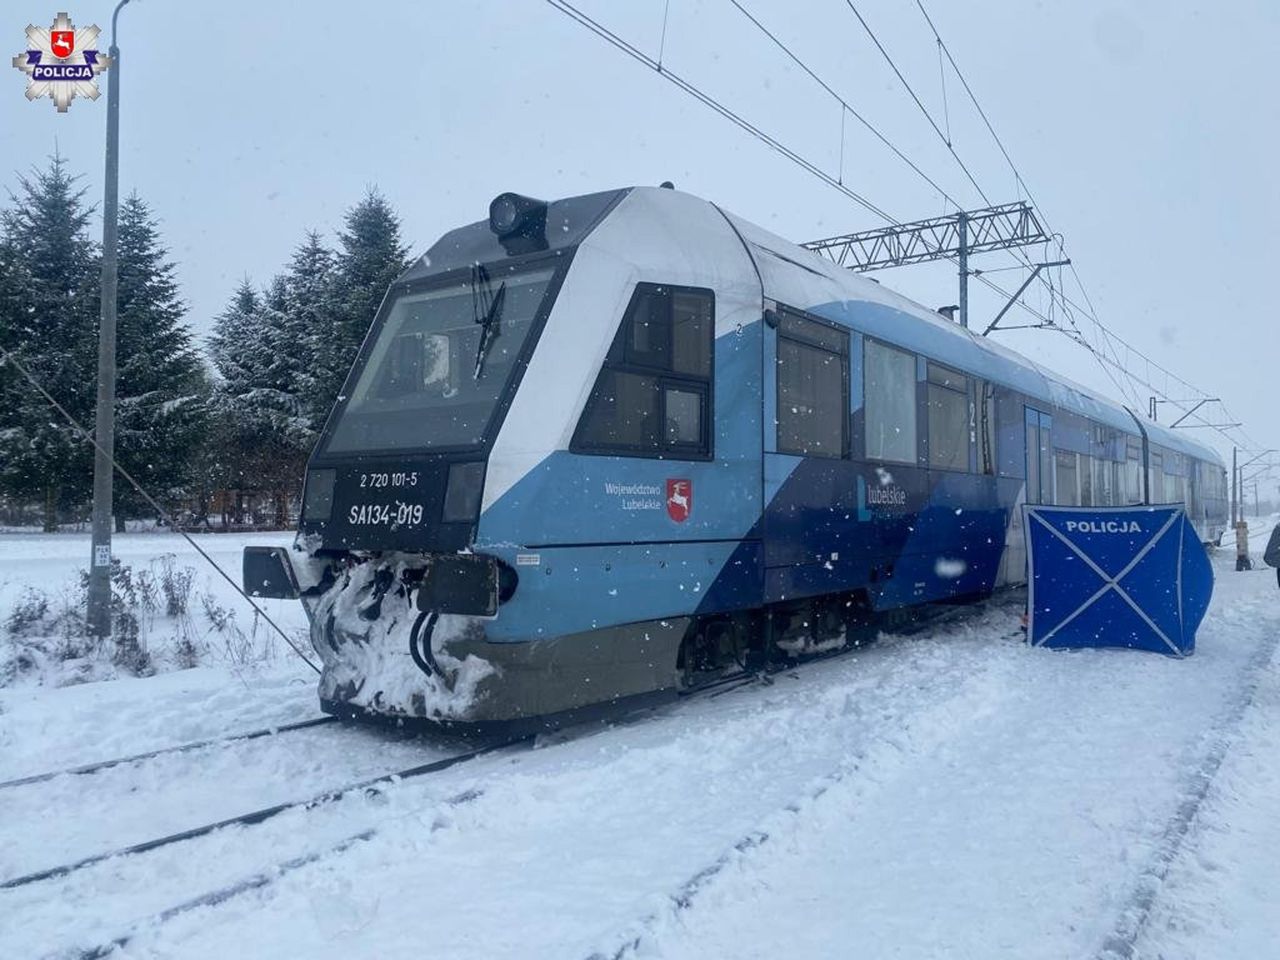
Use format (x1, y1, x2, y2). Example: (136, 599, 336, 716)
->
(1095, 621, 1280, 960)
(0, 734, 526, 891)
(7, 595, 1012, 959)
(0, 715, 338, 792)
(69, 783, 488, 960)
(4, 600, 955, 793)
(8, 595, 1002, 895)
(22, 673, 769, 958)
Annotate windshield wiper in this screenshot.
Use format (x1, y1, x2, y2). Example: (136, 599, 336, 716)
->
(471, 264, 507, 379)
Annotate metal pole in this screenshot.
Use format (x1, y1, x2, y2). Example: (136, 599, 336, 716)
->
(957, 211, 968, 328)
(1231, 447, 1238, 526)
(87, 0, 130, 638)
(1236, 450, 1274, 526)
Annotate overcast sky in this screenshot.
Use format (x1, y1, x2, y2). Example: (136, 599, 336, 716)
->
(3, 0, 1277, 473)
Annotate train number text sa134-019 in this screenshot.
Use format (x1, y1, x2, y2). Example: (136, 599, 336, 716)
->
(347, 501, 425, 527)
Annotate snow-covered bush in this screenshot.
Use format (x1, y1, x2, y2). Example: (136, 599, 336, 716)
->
(0, 555, 279, 688)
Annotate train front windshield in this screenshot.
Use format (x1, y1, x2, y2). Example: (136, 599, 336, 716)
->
(323, 264, 558, 454)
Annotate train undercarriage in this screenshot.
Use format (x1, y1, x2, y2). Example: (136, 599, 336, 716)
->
(290, 549, 984, 735)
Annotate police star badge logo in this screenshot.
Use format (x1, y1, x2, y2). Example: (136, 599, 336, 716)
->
(12, 11, 111, 112)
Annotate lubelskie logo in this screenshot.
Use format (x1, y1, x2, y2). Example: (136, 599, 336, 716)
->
(12, 12, 111, 112)
(666, 478, 692, 523)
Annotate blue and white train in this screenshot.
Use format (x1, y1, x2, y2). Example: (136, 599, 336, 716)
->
(244, 185, 1228, 727)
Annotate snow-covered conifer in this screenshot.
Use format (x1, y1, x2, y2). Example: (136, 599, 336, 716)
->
(111, 193, 207, 528)
(0, 155, 98, 530)
(315, 188, 410, 413)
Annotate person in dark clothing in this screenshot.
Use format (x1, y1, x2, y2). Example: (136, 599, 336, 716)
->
(1265, 523, 1280, 589)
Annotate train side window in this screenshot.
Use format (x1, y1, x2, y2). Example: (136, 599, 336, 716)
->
(927, 362, 970, 471)
(776, 310, 849, 458)
(1149, 451, 1164, 503)
(1055, 450, 1080, 505)
(864, 338, 917, 464)
(573, 283, 714, 459)
(1125, 440, 1143, 503)
(1091, 455, 1115, 506)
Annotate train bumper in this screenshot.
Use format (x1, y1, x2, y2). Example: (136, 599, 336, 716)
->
(304, 558, 686, 727)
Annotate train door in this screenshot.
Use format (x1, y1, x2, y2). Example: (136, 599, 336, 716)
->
(760, 305, 856, 606)
(1024, 407, 1054, 504)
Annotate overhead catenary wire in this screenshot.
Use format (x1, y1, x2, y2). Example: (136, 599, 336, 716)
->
(911, 0, 1252, 448)
(547, 0, 1251, 449)
(547, 0, 1016, 308)
(841, 0, 1250, 442)
(672, 0, 1110, 370)
(837, 0, 1205, 426)
(549, 1, 1157, 405)
(936, 35, 952, 146)
(0, 342, 322, 674)
(544, 0, 893, 224)
(630, 20, 1059, 334)
(838, 2, 1116, 361)
(724, 0, 959, 209)
(842, 0, 992, 208)
(731, 1, 1152, 413)
(727, 0, 1135, 408)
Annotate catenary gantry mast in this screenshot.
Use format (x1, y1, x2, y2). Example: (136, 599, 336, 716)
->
(802, 202, 1061, 332)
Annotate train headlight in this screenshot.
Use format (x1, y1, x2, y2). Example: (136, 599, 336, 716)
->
(488, 192, 547, 249)
(489, 194, 522, 235)
(443, 462, 485, 524)
(302, 469, 336, 521)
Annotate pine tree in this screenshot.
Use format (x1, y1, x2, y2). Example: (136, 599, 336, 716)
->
(207, 279, 266, 523)
(0, 155, 99, 530)
(282, 230, 334, 432)
(208, 263, 319, 525)
(112, 193, 207, 529)
(207, 277, 259, 395)
(203, 192, 409, 527)
(254, 272, 314, 446)
(316, 188, 410, 414)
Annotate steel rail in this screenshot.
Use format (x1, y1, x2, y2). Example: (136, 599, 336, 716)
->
(0, 716, 337, 792)
(0, 737, 527, 891)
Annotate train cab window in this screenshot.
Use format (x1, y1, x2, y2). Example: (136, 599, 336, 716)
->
(865, 339, 918, 464)
(664, 386, 703, 445)
(572, 283, 714, 459)
(926, 362, 970, 471)
(776, 310, 849, 458)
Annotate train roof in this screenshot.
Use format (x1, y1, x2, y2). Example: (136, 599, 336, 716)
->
(405, 184, 1222, 469)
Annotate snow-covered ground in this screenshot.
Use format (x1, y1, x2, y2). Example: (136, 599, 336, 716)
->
(0, 529, 1278, 959)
